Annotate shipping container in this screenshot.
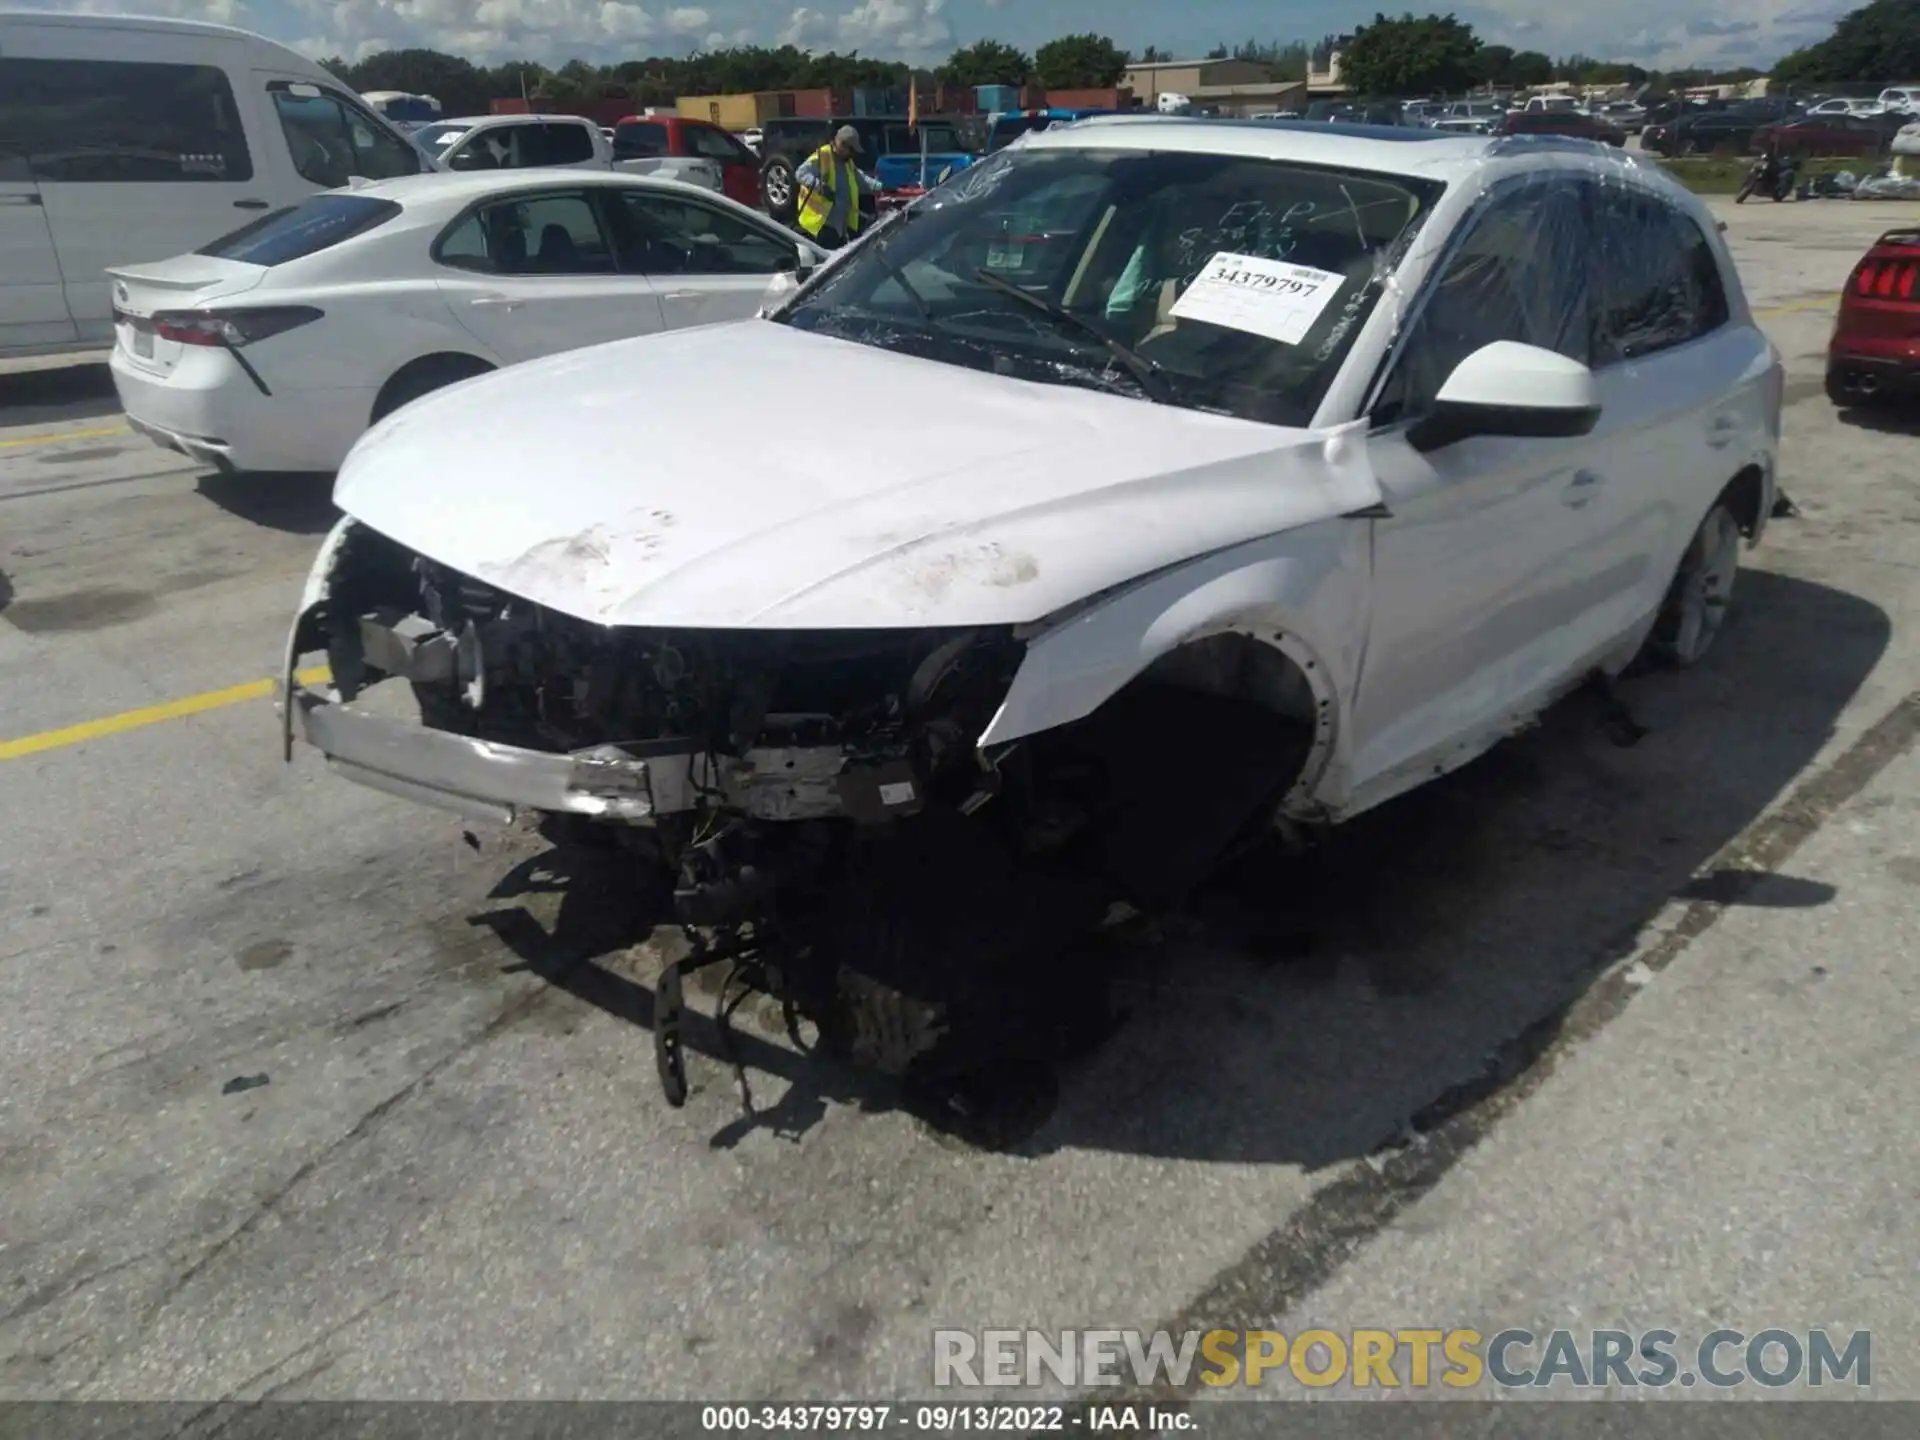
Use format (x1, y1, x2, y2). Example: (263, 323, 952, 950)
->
(1043, 86, 1135, 110)
(675, 91, 786, 130)
(787, 87, 844, 118)
(851, 85, 907, 116)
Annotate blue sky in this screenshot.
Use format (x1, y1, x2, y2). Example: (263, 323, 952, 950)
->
(36, 0, 1849, 72)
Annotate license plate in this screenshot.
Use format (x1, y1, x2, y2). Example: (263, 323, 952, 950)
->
(132, 327, 153, 358)
(985, 243, 1025, 269)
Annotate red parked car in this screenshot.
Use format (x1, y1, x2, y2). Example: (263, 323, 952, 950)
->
(1492, 109, 1626, 146)
(1827, 228, 1920, 405)
(1752, 113, 1896, 158)
(610, 115, 761, 208)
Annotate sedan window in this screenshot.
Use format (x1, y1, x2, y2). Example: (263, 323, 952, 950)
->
(199, 194, 402, 264)
(541, 122, 597, 165)
(611, 191, 794, 274)
(437, 192, 617, 274)
(776, 146, 1443, 427)
(1373, 176, 1592, 425)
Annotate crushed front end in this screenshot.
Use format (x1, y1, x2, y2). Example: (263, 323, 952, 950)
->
(282, 520, 1142, 1107)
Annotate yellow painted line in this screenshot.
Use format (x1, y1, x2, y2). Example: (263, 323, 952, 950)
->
(0, 423, 131, 449)
(0, 665, 331, 761)
(1754, 296, 1837, 319)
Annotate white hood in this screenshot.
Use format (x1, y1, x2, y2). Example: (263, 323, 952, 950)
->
(334, 321, 1379, 630)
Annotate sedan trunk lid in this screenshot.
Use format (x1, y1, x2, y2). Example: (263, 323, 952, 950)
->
(108, 255, 266, 378)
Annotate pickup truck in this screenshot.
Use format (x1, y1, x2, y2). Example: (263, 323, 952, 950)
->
(610, 115, 762, 207)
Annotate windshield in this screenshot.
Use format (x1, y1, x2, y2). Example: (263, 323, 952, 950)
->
(773, 145, 1442, 428)
(376, 96, 439, 124)
(989, 114, 1056, 150)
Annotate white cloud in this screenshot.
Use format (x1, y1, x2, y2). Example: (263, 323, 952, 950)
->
(782, 0, 949, 57)
(276, 0, 714, 60)
(1470, 0, 1821, 67)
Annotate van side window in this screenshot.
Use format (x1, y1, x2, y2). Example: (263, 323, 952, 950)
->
(268, 83, 420, 188)
(0, 57, 252, 183)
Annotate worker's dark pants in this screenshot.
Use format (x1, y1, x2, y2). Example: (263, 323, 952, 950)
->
(816, 228, 850, 250)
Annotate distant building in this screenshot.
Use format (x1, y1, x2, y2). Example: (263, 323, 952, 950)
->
(1190, 80, 1311, 116)
(1307, 49, 1348, 96)
(1120, 58, 1270, 107)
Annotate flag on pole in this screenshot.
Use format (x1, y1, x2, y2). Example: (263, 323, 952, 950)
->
(907, 74, 919, 131)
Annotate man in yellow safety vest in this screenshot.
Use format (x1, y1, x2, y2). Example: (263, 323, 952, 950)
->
(795, 126, 884, 248)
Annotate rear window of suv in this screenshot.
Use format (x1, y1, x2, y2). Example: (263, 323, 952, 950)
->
(198, 194, 403, 265)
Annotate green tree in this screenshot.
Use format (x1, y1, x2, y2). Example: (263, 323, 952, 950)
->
(1338, 12, 1482, 97)
(1033, 32, 1129, 89)
(1476, 43, 1513, 85)
(936, 39, 1032, 86)
(1509, 49, 1554, 87)
(1773, 0, 1920, 84)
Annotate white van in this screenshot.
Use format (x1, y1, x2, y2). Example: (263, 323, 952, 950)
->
(0, 9, 433, 359)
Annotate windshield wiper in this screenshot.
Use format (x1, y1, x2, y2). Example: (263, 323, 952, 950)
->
(868, 241, 935, 321)
(971, 268, 1171, 403)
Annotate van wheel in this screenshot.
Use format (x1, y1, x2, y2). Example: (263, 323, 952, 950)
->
(371, 354, 494, 424)
(1647, 502, 1741, 667)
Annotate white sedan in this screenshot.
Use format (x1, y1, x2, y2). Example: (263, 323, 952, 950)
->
(109, 170, 823, 474)
(283, 122, 1782, 1090)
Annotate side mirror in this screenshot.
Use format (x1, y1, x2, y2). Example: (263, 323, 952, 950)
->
(1410, 340, 1601, 452)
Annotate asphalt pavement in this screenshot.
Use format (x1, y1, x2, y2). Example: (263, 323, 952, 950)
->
(1, 194, 1917, 1406)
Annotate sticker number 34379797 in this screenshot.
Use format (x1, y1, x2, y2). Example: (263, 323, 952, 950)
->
(1168, 251, 1348, 346)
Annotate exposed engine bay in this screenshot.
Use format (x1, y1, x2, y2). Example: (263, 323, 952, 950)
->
(295, 522, 1316, 1120)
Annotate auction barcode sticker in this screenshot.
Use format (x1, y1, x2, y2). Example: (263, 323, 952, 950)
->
(1169, 252, 1347, 345)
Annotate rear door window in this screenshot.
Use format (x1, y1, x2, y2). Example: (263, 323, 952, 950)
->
(613, 122, 670, 159)
(1593, 188, 1729, 363)
(541, 122, 596, 165)
(685, 125, 752, 162)
(198, 194, 402, 264)
(438, 191, 616, 275)
(269, 82, 420, 187)
(0, 57, 252, 183)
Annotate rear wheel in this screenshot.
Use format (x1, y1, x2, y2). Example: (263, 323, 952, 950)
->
(371, 354, 494, 425)
(1648, 502, 1741, 667)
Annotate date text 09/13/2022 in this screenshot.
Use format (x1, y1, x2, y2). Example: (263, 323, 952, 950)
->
(699, 1405, 1194, 1432)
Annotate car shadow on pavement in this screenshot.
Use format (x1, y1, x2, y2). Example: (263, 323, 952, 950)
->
(1836, 403, 1920, 437)
(467, 567, 1889, 1160)
(0, 359, 119, 426)
(195, 471, 339, 534)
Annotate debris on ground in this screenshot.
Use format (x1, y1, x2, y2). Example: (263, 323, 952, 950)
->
(221, 1074, 271, 1095)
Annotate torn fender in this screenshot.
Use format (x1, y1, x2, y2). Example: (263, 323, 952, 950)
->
(977, 512, 1374, 812)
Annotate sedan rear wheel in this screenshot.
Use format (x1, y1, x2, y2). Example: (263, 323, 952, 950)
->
(1650, 502, 1741, 666)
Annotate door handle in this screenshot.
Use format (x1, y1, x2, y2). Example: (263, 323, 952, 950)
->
(233, 198, 270, 209)
(0, 193, 43, 207)
(1563, 469, 1604, 507)
(470, 296, 523, 311)
(660, 290, 701, 301)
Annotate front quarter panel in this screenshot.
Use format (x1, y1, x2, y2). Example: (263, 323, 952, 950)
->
(977, 515, 1373, 815)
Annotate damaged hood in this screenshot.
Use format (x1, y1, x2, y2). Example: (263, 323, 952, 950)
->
(334, 321, 1378, 629)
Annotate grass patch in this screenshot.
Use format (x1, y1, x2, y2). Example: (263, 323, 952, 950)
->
(1656, 153, 1866, 195)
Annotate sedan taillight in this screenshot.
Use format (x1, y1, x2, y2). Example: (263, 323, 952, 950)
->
(150, 306, 323, 347)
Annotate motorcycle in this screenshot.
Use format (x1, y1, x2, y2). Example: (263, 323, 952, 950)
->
(1736, 153, 1798, 203)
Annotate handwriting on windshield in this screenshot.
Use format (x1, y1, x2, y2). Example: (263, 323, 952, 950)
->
(1173, 199, 1318, 283)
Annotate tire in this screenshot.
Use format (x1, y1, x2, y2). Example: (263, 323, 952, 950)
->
(1735, 180, 1754, 203)
(760, 155, 796, 222)
(1648, 502, 1741, 667)
(371, 354, 493, 425)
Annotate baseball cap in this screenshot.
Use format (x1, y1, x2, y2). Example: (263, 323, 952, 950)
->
(834, 125, 862, 153)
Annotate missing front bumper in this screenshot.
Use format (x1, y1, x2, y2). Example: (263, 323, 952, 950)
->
(287, 684, 920, 828)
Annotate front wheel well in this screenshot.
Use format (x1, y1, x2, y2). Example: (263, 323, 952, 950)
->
(1721, 463, 1767, 538)
(371, 352, 495, 425)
